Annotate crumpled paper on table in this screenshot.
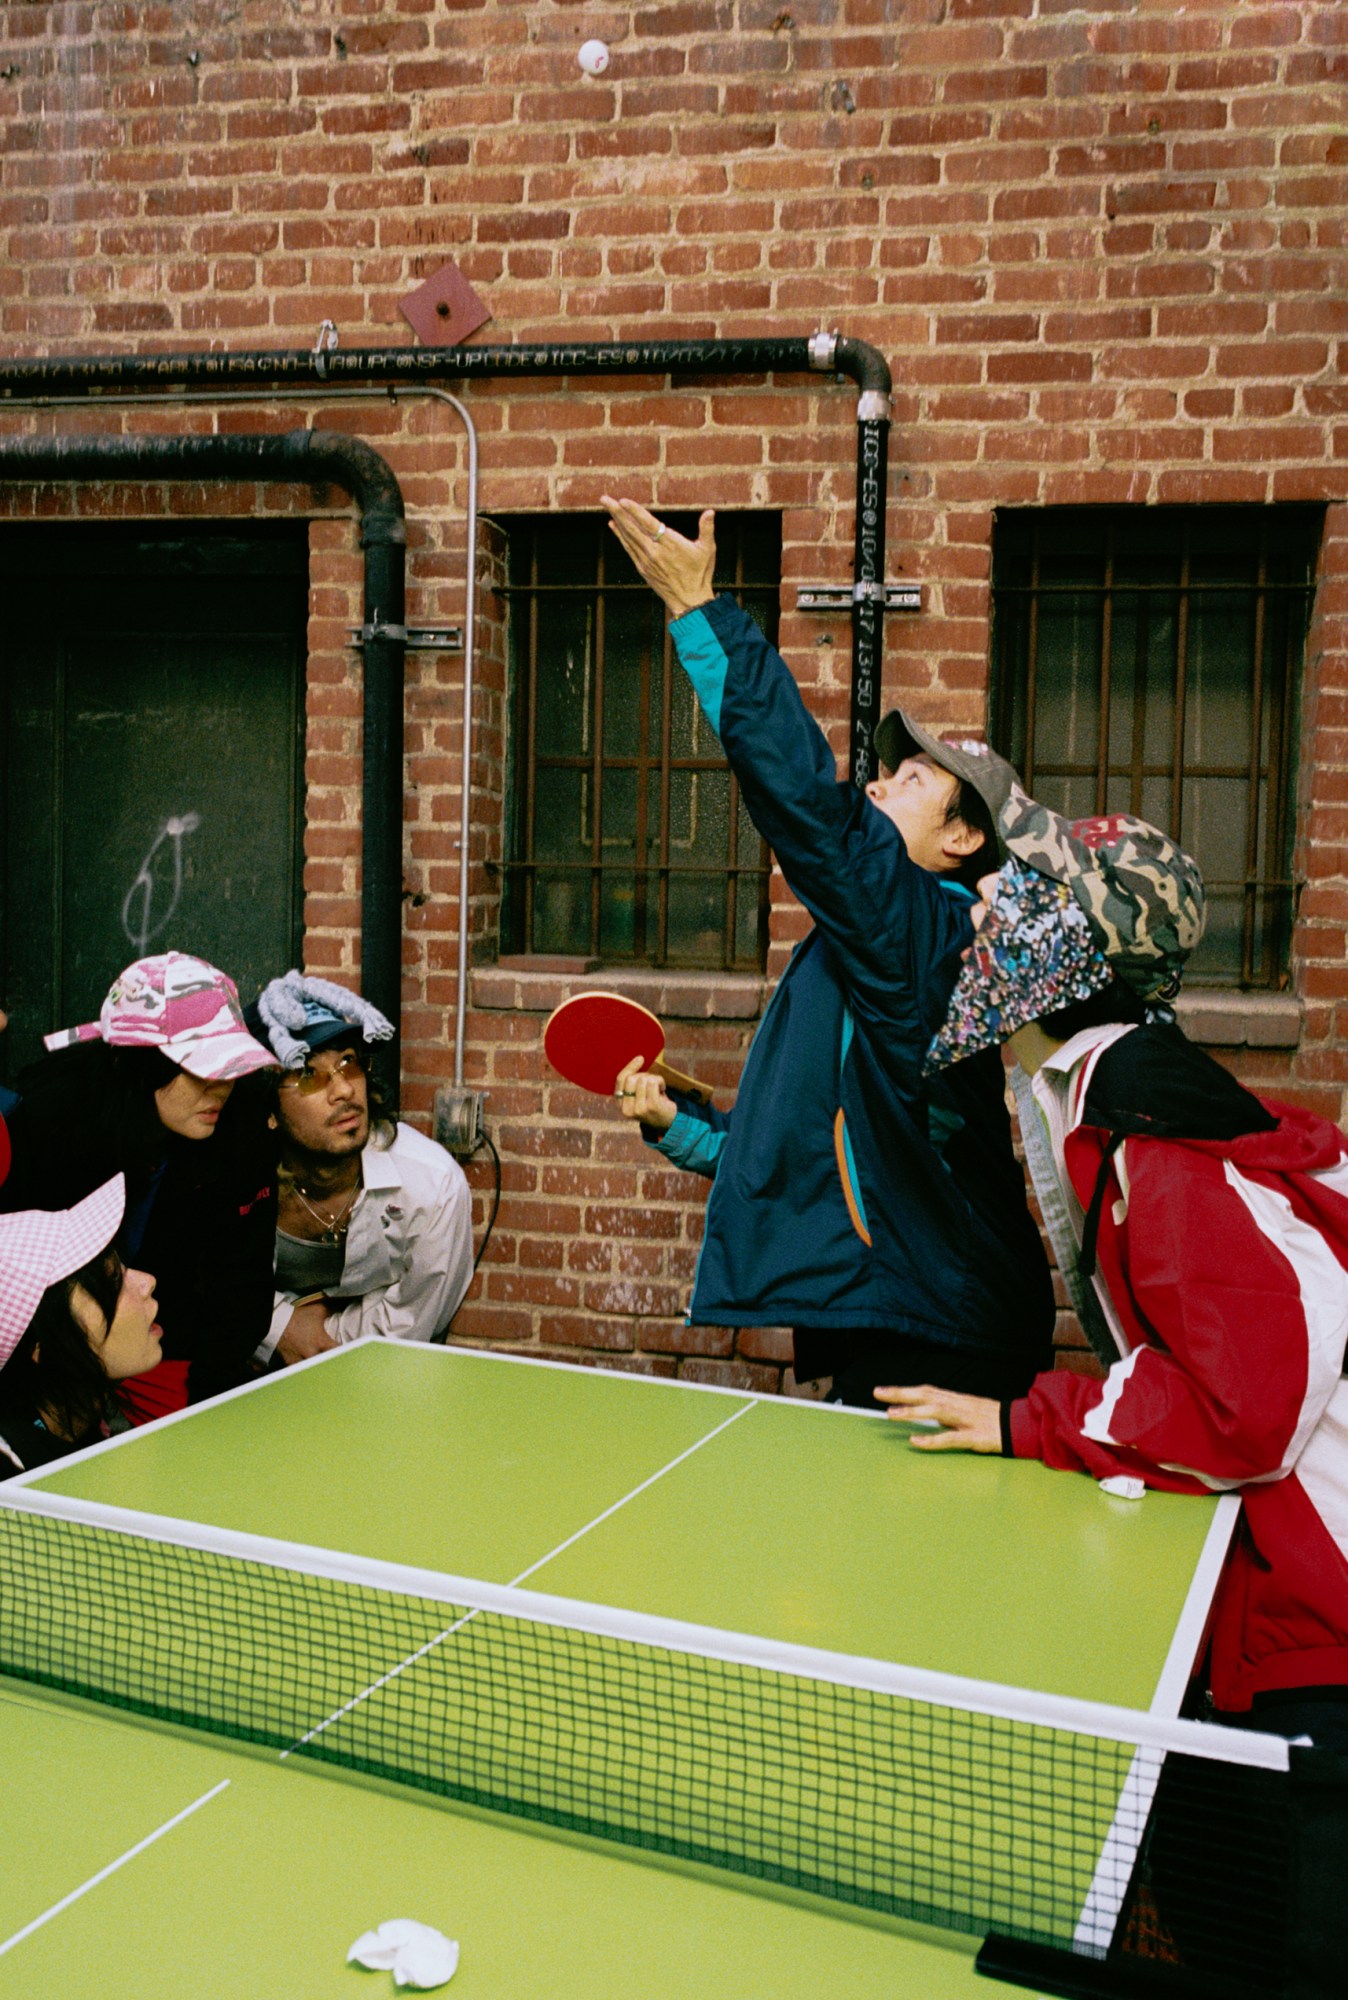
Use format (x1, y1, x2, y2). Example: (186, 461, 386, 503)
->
(348, 1919, 460, 1990)
(1098, 1475, 1146, 1501)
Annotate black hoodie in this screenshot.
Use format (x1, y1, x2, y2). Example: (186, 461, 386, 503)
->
(0, 1042, 276, 1403)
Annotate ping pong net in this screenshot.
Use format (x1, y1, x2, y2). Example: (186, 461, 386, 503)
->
(0, 1489, 1293, 1996)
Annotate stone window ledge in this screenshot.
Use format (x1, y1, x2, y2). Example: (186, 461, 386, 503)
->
(470, 972, 1299, 1044)
(471, 959, 768, 1022)
(1174, 991, 1302, 1049)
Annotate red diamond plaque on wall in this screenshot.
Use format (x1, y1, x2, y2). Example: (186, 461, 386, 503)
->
(398, 261, 493, 347)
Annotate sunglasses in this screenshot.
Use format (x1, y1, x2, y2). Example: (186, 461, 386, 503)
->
(279, 1048, 369, 1096)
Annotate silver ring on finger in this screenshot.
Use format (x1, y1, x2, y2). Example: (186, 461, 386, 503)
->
(653, 524, 666, 541)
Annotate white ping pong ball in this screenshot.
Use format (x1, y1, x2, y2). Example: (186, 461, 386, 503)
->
(578, 39, 610, 75)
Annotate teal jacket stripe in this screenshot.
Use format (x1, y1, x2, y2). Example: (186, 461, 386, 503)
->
(668, 604, 726, 738)
(657, 1107, 727, 1177)
(837, 1007, 870, 1240)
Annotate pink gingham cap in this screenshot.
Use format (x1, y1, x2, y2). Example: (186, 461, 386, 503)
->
(43, 952, 277, 1083)
(0, 1174, 126, 1369)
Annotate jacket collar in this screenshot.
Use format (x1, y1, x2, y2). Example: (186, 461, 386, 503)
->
(1035, 1023, 1137, 1137)
(357, 1130, 403, 1193)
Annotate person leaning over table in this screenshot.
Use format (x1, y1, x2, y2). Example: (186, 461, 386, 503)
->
(247, 974, 474, 1369)
(0, 953, 279, 1418)
(0, 1174, 165, 1479)
(600, 495, 1054, 1410)
(875, 805, 1348, 1999)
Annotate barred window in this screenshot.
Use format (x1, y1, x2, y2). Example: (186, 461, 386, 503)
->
(499, 514, 780, 970)
(990, 507, 1321, 990)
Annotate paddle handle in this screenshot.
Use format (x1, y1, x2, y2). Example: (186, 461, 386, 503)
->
(651, 1056, 715, 1104)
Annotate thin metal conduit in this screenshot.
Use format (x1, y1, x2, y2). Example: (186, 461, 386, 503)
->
(422, 390, 478, 1091)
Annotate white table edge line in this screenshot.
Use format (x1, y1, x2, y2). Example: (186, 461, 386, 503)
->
(0, 1778, 231, 1958)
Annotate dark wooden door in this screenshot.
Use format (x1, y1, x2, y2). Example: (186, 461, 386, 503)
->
(0, 524, 308, 1083)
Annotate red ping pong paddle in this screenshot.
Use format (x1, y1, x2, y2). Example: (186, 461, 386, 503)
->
(543, 991, 714, 1103)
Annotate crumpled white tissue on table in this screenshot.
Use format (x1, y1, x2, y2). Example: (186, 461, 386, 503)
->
(348, 1919, 460, 1989)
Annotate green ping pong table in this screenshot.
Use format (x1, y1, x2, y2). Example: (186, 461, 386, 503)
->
(0, 1339, 1274, 1998)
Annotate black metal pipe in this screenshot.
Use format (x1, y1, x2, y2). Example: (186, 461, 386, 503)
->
(849, 400, 891, 792)
(0, 429, 407, 1085)
(0, 332, 894, 789)
(0, 331, 893, 1099)
(832, 333, 892, 791)
(0, 335, 878, 397)
(831, 332, 892, 400)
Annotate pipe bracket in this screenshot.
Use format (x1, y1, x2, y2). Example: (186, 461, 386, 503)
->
(797, 582, 922, 614)
(312, 319, 340, 380)
(350, 624, 463, 651)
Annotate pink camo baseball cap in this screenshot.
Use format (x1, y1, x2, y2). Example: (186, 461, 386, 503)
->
(0, 1173, 125, 1369)
(43, 952, 278, 1083)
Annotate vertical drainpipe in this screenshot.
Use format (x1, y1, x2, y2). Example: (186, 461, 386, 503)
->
(352, 483, 408, 1098)
(0, 427, 407, 1095)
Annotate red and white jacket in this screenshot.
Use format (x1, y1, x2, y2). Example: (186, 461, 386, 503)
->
(1011, 1025, 1348, 1712)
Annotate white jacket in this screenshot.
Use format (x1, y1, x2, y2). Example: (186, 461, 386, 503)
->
(258, 1122, 473, 1360)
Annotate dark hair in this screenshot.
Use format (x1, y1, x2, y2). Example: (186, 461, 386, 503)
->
(15, 1039, 267, 1196)
(0, 1249, 124, 1444)
(943, 778, 998, 892)
(1037, 975, 1148, 1041)
(17, 1040, 184, 1180)
(366, 1064, 395, 1147)
(108, 1045, 187, 1153)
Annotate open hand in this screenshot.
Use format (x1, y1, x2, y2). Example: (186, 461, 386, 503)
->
(873, 1384, 1002, 1453)
(601, 496, 717, 620)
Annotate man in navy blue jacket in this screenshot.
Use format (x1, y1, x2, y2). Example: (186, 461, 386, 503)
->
(602, 498, 1053, 1407)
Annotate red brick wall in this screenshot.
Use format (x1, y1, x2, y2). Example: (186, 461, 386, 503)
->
(2, 0, 1347, 1385)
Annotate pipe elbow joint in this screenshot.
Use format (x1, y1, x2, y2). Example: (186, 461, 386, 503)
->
(831, 335, 892, 417)
(291, 428, 406, 531)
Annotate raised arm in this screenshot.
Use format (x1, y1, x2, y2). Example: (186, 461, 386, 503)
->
(603, 497, 718, 620)
(601, 499, 969, 1015)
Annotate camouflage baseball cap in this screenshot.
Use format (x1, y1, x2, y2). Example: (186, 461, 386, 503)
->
(44, 952, 278, 1082)
(998, 793, 1206, 998)
(873, 710, 1021, 861)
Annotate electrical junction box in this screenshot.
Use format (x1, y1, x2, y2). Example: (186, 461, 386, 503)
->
(433, 1086, 487, 1160)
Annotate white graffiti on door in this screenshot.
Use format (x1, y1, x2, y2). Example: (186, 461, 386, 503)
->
(121, 813, 202, 956)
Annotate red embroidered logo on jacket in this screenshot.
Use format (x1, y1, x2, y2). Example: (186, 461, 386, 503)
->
(239, 1184, 273, 1216)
